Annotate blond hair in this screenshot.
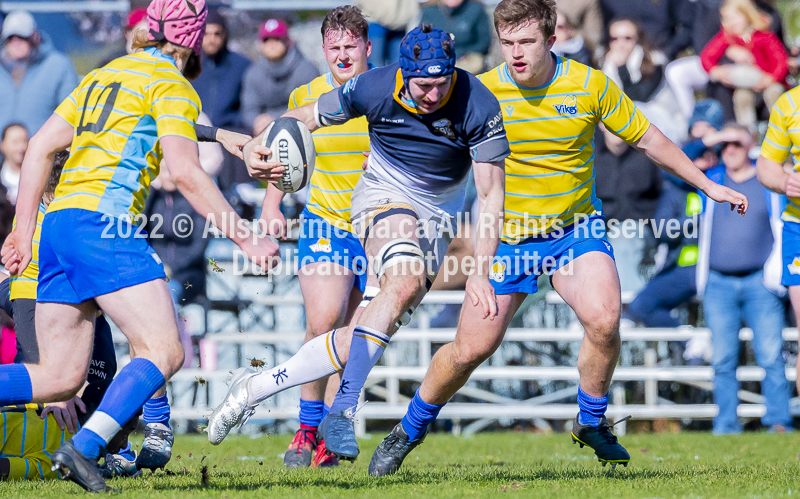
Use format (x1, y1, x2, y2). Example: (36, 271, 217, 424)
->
(130, 30, 201, 80)
(721, 0, 769, 32)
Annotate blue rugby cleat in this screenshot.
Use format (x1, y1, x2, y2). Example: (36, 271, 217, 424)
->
(318, 408, 359, 461)
(571, 415, 631, 469)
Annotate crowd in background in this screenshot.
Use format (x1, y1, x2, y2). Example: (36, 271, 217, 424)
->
(0, 0, 798, 433)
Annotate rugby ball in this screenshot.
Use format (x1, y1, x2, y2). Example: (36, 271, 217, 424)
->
(261, 117, 316, 193)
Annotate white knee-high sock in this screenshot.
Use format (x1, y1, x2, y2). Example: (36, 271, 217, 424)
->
(247, 330, 343, 404)
(328, 326, 390, 412)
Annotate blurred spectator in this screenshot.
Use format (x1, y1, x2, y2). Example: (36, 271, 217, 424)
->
(0, 123, 27, 205)
(665, 55, 709, 121)
(0, 187, 13, 246)
(625, 100, 725, 327)
(358, 0, 418, 67)
(555, 0, 603, 53)
(98, 8, 148, 67)
(192, 9, 251, 130)
(241, 19, 319, 135)
(666, 0, 785, 121)
(594, 124, 662, 293)
(700, 0, 788, 128)
(602, 19, 685, 142)
(0, 11, 78, 134)
(552, 9, 593, 67)
(599, 0, 693, 60)
(602, 19, 668, 103)
(420, 0, 492, 74)
(691, 0, 785, 58)
(696, 123, 790, 435)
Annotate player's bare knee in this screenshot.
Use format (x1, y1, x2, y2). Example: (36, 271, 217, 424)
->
(582, 299, 620, 331)
(583, 311, 621, 349)
(452, 342, 493, 373)
(386, 275, 425, 311)
(165, 342, 186, 376)
(138, 341, 183, 377)
(374, 238, 426, 303)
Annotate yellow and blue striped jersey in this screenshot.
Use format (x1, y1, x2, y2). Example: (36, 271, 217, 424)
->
(1, 405, 71, 480)
(9, 205, 45, 300)
(50, 47, 201, 219)
(478, 57, 651, 241)
(761, 85, 800, 222)
(289, 73, 368, 232)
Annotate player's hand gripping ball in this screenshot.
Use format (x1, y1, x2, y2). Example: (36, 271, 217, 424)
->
(261, 117, 316, 193)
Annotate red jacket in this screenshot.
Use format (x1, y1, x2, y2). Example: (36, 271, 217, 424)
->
(700, 29, 788, 86)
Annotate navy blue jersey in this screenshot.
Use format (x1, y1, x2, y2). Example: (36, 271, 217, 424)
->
(317, 63, 509, 191)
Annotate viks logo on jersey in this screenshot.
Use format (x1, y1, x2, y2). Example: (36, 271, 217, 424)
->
(554, 95, 578, 116)
(490, 261, 507, 282)
(310, 237, 332, 253)
(788, 257, 800, 275)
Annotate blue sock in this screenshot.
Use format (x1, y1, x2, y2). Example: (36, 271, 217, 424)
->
(577, 386, 608, 427)
(401, 390, 444, 442)
(298, 399, 324, 428)
(143, 394, 170, 426)
(117, 442, 135, 461)
(73, 358, 165, 459)
(322, 404, 330, 420)
(0, 364, 32, 405)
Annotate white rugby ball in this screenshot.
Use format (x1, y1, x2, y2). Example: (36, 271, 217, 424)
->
(262, 117, 316, 193)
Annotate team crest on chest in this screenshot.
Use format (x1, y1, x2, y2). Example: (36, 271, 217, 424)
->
(554, 95, 578, 116)
(432, 119, 455, 140)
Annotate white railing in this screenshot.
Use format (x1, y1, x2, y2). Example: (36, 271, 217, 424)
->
(108, 290, 800, 436)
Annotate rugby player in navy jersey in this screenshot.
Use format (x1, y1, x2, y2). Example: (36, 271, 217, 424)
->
(207, 24, 510, 461)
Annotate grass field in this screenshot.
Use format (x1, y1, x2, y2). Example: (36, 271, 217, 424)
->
(2, 431, 799, 498)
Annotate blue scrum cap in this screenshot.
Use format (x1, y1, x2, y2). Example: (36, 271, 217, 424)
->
(399, 24, 456, 81)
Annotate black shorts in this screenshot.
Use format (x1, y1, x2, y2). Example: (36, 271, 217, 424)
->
(12, 298, 36, 364)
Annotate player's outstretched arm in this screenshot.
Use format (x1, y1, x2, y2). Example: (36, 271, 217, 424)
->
(756, 155, 800, 197)
(242, 103, 320, 182)
(161, 135, 279, 270)
(469, 159, 505, 320)
(632, 125, 748, 215)
(260, 185, 287, 239)
(1, 114, 73, 275)
(284, 102, 321, 134)
(195, 124, 251, 160)
(216, 129, 252, 160)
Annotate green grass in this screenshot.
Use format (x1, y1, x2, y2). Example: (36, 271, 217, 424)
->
(3, 431, 800, 498)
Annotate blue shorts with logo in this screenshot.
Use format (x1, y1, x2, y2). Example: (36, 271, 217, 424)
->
(38, 208, 166, 304)
(490, 216, 615, 295)
(781, 220, 800, 286)
(296, 209, 367, 293)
